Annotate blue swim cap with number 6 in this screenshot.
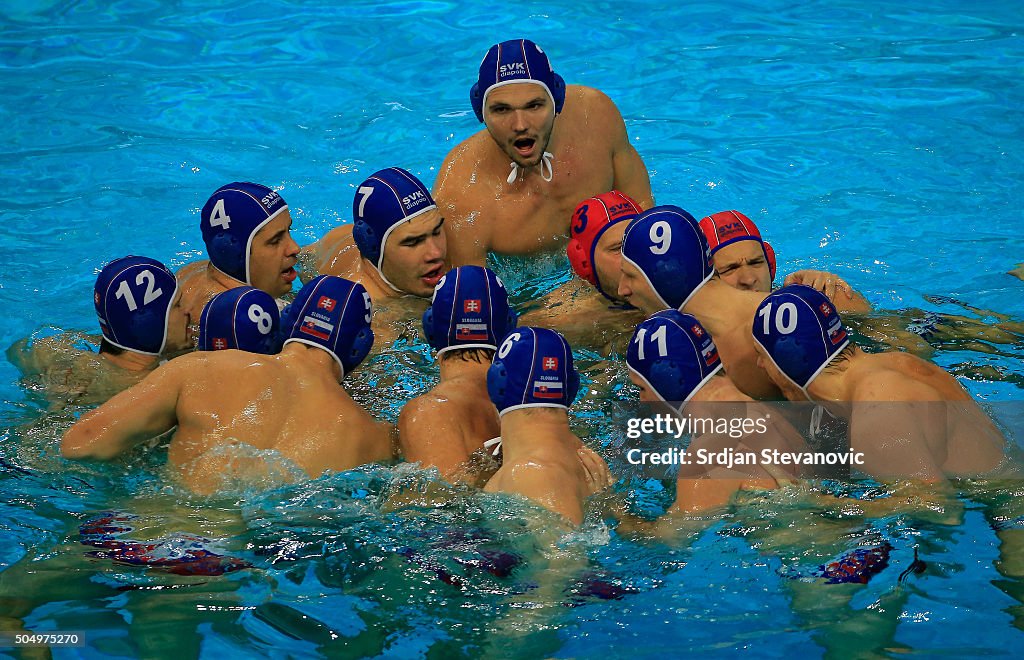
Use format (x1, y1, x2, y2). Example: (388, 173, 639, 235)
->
(280, 276, 374, 380)
(487, 327, 579, 416)
(621, 205, 713, 310)
(752, 284, 850, 391)
(198, 287, 282, 354)
(94, 256, 178, 356)
(200, 182, 288, 285)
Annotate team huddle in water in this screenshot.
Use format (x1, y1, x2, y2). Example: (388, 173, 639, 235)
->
(23, 39, 1017, 531)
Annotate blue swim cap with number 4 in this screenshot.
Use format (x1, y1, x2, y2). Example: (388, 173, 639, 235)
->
(200, 182, 288, 285)
(752, 284, 850, 391)
(94, 256, 178, 356)
(198, 287, 282, 354)
(621, 205, 714, 310)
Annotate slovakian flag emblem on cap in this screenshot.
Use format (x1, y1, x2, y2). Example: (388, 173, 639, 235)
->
(455, 323, 489, 341)
(300, 315, 334, 341)
(318, 296, 336, 312)
(542, 356, 559, 371)
(701, 342, 719, 366)
(532, 380, 564, 399)
(819, 303, 832, 317)
(464, 299, 481, 313)
(692, 324, 704, 337)
(213, 338, 228, 350)
(829, 325, 847, 345)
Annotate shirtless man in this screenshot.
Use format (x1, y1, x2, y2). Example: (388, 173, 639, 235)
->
(61, 275, 394, 495)
(698, 210, 871, 313)
(484, 327, 610, 525)
(625, 310, 808, 514)
(8, 255, 188, 407)
(197, 286, 282, 354)
(751, 284, 1007, 480)
(398, 265, 517, 486)
(617, 205, 780, 399)
(306, 168, 447, 346)
(434, 39, 654, 266)
(173, 181, 300, 354)
(519, 191, 646, 351)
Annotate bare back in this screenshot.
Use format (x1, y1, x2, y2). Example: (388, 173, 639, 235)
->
(62, 345, 394, 495)
(398, 377, 501, 486)
(434, 86, 653, 266)
(484, 420, 602, 525)
(845, 352, 1006, 477)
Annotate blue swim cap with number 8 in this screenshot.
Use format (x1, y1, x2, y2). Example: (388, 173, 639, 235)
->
(198, 286, 282, 354)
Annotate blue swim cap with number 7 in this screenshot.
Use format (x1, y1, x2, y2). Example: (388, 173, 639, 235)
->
(621, 205, 714, 310)
(198, 286, 282, 354)
(94, 256, 178, 355)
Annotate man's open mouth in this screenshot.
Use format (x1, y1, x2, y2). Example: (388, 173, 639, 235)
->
(513, 137, 536, 156)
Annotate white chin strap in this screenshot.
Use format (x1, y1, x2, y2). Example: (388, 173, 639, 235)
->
(507, 152, 554, 184)
(483, 436, 502, 456)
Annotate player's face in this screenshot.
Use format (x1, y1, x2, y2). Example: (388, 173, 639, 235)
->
(593, 223, 627, 301)
(381, 209, 447, 298)
(713, 240, 771, 292)
(250, 210, 300, 298)
(618, 260, 666, 315)
(484, 83, 557, 170)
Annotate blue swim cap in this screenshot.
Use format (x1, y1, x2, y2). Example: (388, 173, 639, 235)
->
(487, 327, 579, 416)
(621, 205, 713, 310)
(423, 265, 518, 356)
(280, 275, 374, 379)
(200, 182, 288, 285)
(352, 167, 437, 289)
(198, 287, 282, 354)
(94, 256, 178, 356)
(627, 310, 723, 407)
(470, 39, 567, 123)
(751, 284, 850, 392)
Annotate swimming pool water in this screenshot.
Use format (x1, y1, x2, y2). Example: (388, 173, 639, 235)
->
(2, 0, 1024, 656)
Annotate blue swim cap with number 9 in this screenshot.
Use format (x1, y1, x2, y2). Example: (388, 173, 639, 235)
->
(198, 286, 282, 354)
(621, 205, 714, 310)
(94, 256, 178, 355)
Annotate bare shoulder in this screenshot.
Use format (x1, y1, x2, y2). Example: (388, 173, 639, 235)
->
(565, 85, 625, 126)
(436, 131, 494, 182)
(852, 353, 956, 401)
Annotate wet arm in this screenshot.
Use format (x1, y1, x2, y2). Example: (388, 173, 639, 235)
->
(783, 269, 872, 313)
(61, 362, 183, 460)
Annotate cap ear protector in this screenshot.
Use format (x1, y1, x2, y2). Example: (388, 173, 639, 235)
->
(470, 39, 566, 123)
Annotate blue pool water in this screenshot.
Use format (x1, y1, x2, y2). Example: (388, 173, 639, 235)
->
(2, 0, 1024, 656)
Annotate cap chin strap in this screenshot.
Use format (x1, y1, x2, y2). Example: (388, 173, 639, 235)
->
(483, 436, 502, 456)
(507, 152, 554, 184)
